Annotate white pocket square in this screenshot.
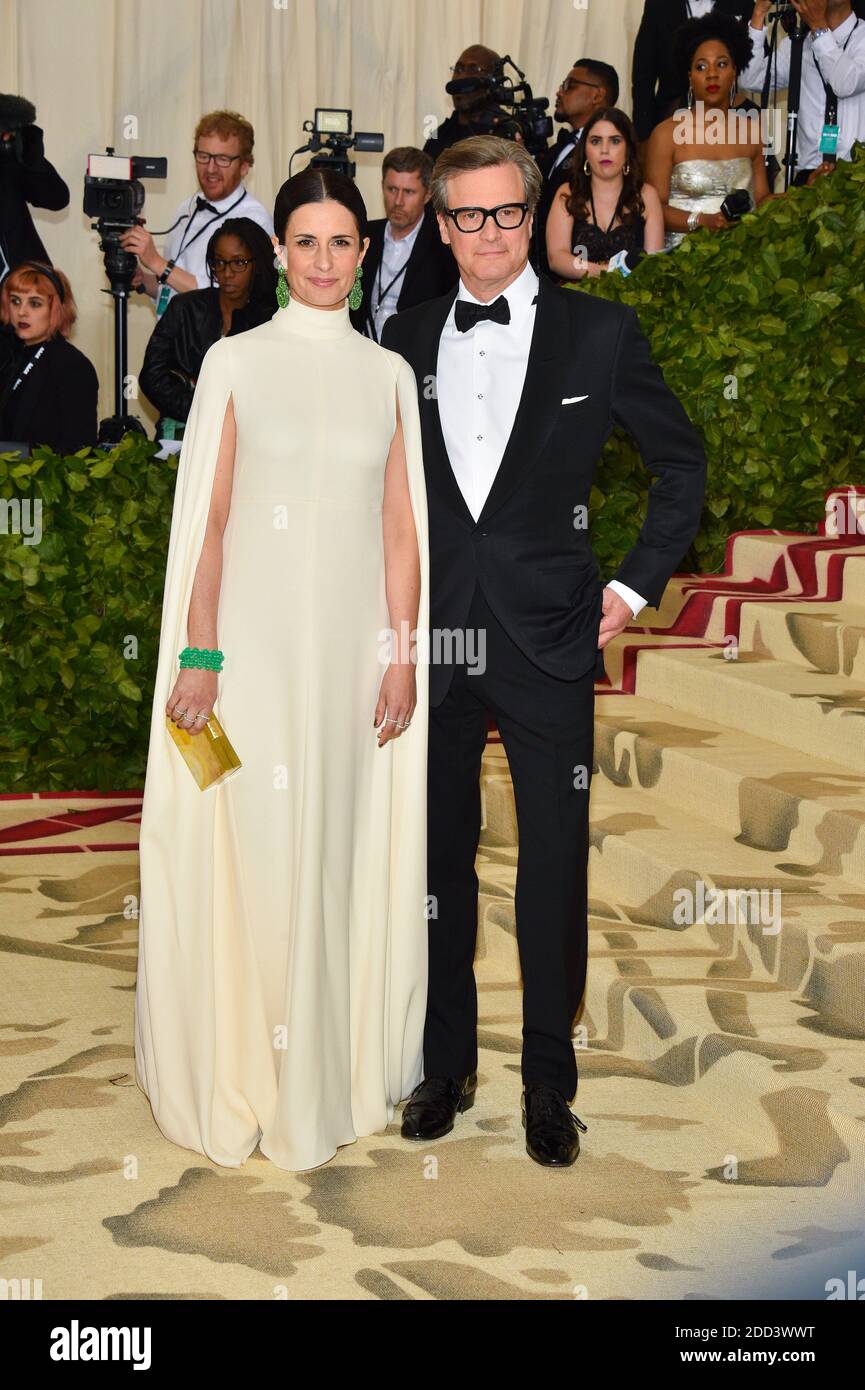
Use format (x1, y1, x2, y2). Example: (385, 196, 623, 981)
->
(561, 394, 589, 404)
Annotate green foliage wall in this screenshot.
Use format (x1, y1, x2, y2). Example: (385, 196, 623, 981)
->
(1, 433, 172, 791)
(574, 142, 865, 579)
(1, 150, 863, 791)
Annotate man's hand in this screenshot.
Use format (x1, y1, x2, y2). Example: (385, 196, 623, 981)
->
(598, 586, 634, 651)
(119, 224, 164, 276)
(791, 0, 830, 29)
(751, 0, 773, 28)
(807, 160, 835, 184)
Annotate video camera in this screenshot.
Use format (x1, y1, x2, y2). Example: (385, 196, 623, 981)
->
(291, 109, 383, 179)
(83, 148, 167, 443)
(445, 56, 552, 158)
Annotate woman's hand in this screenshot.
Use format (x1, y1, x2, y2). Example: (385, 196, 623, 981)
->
(374, 662, 416, 747)
(165, 669, 217, 736)
(698, 210, 733, 231)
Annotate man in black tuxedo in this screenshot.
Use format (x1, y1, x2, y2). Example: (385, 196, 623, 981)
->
(632, 0, 754, 143)
(382, 137, 706, 1167)
(533, 58, 619, 278)
(349, 147, 458, 341)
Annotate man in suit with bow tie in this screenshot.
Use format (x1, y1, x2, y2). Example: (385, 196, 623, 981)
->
(382, 135, 706, 1168)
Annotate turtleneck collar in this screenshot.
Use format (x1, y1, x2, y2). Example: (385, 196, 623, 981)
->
(275, 290, 354, 338)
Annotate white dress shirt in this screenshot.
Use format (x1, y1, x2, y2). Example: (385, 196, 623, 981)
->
(160, 184, 273, 303)
(740, 13, 865, 171)
(371, 214, 424, 341)
(436, 259, 647, 618)
(685, 0, 716, 17)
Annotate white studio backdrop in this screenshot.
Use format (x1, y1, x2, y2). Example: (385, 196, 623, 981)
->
(1, 0, 668, 423)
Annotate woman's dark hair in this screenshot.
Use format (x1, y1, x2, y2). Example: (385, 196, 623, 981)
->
(566, 108, 644, 228)
(205, 217, 278, 307)
(272, 167, 368, 245)
(673, 12, 754, 81)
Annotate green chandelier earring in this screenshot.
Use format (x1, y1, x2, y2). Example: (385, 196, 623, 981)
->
(275, 263, 289, 309)
(348, 264, 363, 310)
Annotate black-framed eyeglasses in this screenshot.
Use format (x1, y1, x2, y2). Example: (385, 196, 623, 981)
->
(209, 256, 255, 272)
(443, 202, 529, 233)
(558, 77, 601, 94)
(193, 148, 243, 167)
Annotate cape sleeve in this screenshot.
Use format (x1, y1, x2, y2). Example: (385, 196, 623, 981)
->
(139, 336, 235, 814)
(382, 349, 432, 1099)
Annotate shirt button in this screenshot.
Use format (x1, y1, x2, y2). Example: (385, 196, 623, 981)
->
(479, 350, 485, 356)
(477, 434, 483, 440)
(477, 392, 483, 399)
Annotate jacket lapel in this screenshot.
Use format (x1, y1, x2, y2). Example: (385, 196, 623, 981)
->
(415, 284, 477, 529)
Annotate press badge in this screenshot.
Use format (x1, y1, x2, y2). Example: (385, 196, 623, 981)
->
(156, 284, 172, 318)
(819, 123, 840, 156)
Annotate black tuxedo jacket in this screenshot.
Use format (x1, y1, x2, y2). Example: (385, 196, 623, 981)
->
(632, 0, 754, 142)
(350, 204, 458, 339)
(381, 274, 707, 706)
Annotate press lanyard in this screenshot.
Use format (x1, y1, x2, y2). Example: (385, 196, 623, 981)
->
(375, 257, 409, 313)
(813, 18, 860, 157)
(156, 189, 246, 317)
(9, 342, 47, 394)
(370, 240, 412, 340)
(175, 189, 246, 260)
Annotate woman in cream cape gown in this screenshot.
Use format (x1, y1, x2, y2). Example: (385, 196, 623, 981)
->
(134, 284, 430, 1173)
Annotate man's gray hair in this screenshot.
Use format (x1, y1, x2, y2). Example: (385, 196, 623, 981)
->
(429, 135, 543, 216)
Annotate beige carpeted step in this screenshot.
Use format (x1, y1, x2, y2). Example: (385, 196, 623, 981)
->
(739, 599, 865, 680)
(479, 744, 865, 1041)
(724, 536, 865, 594)
(475, 898, 865, 1126)
(593, 692, 865, 886)
(634, 647, 865, 771)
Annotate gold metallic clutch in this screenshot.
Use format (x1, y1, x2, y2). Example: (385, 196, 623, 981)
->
(165, 713, 242, 790)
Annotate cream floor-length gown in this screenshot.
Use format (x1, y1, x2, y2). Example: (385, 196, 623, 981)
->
(134, 292, 430, 1172)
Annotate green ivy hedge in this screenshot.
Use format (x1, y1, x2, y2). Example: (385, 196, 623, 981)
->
(1, 432, 172, 791)
(574, 140, 865, 578)
(2, 150, 863, 792)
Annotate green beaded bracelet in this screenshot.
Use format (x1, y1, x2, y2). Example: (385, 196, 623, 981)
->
(179, 646, 224, 672)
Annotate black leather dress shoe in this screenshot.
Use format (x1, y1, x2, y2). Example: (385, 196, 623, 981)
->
(521, 1081, 588, 1166)
(400, 1073, 477, 1140)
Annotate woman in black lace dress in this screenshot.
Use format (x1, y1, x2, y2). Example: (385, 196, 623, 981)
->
(546, 107, 664, 282)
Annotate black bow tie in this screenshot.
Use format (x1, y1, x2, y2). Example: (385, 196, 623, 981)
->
(195, 196, 218, 213)
(454, 295, 511, 333)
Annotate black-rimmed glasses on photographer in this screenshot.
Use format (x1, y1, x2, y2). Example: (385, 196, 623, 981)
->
(193, 149, 243, 167)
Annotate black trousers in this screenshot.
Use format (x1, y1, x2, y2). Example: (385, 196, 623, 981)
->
(425, 580, 596, 1100)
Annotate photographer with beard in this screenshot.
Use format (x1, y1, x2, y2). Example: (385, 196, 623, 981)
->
(0, 95, 69, 283)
